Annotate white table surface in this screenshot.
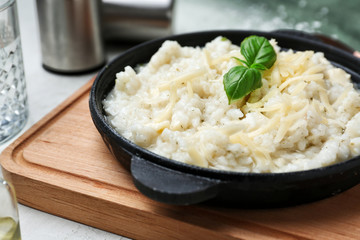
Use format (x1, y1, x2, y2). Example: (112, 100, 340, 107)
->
(1, 0, 359, 239)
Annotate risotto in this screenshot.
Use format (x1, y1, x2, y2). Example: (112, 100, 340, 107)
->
(103, 37, 360, 173)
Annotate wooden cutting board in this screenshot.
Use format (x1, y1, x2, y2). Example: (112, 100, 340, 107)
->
(2, 78, 360, 240)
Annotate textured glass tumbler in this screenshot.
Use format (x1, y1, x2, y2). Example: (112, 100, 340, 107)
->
(0, 178, 21, 239)
(0, 0, 28, 144)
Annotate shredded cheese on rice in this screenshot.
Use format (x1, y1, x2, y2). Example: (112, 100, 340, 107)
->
(103, 37, 360, 173)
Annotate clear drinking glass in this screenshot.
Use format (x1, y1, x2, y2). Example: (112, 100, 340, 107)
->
(0, 178, 21, 240)
(0, 0, 28, 144)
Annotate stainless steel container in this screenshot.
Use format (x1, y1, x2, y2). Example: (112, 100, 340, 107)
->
(36, 0, 105, 73)
(102, 0, 174, 41)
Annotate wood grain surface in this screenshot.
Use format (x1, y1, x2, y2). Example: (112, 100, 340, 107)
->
(1, 79, 360, 240)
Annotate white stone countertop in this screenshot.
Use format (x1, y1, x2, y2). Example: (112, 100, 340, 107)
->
(1, 0, 358, 239)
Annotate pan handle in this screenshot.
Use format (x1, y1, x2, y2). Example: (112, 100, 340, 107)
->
(130, 156, 220, 205)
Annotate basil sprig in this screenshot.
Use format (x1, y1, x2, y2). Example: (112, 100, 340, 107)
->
(223, 35, 277, 104)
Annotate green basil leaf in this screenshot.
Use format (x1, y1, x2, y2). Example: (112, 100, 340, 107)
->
(241, 35, 277, 69)
(223, 66, 262, 104)
(250, 63, 267, 71)
(222, 35, 277, 104)
(232, 57, 249, 67)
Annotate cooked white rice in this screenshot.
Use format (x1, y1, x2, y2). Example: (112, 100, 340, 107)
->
(103, 36, 360, 173)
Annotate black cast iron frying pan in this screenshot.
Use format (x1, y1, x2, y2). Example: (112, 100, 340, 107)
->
(89, 30, 360, 207)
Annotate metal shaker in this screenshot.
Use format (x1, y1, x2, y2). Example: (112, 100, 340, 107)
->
(36, 0, 105, 73)
(102, 0, 174, 41)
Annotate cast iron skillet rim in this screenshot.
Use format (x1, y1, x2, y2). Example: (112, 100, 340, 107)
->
(90, 29, 360, 181)
(99, 29, 359, 74)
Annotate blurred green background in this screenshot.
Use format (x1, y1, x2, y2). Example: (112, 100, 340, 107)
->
(174, 0, 360, 51)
